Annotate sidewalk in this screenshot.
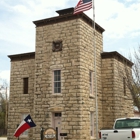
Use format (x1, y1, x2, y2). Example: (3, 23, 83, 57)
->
(0, 137, 7, 140)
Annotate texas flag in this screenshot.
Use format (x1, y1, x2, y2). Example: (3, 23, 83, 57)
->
(14, 114, 36, 137)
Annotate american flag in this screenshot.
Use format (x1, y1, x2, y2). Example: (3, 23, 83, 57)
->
(74, 0, 92, 14)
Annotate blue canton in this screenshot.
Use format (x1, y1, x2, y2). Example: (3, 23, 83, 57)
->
(83, 0, 92, 3)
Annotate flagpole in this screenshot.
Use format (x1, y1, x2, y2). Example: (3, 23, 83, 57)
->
(17, 124, 19, 140)
(92, 0, 99, 139)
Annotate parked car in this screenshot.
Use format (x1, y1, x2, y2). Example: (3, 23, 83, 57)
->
(99, 117, 140, 140)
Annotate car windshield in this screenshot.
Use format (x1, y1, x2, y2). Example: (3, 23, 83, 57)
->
(115, 119, 140, 129)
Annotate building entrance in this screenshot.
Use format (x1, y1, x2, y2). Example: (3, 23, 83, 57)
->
(53, 113, 61, 140)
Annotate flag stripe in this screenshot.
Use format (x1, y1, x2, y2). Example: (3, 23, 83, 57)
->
(14, 121, 30, 137)
(14, 120, 25, 134)
(74, 4, 92, 13)
(76, 1, 92, 7)
(74, 0, 92, 14)
(19, 121, 25, 127)
(14, 114, 36, 137)
(75, 3, 92, 11)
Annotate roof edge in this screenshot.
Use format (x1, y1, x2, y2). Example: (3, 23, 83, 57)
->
(101, 51, 133, 67)
(33, 8, 105, 34)
(8, 52, 35, 61)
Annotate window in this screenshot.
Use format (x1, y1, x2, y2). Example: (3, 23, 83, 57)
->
(123, 77, 126, 96)
(115, 119, 140, 129)
(23, 78, 28, 94)
(54, 113, 61, 117)
(53, 70, 61, 93)
(21, 114, 28, 136)
(90, 112, 94, 136)
(89, 71, 93, 94)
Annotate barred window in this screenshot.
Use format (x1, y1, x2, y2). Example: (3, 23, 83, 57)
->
(89, 71, 93, 94)
(123, 77, 126, 96)
(23, 78, 28, 94)
(53, 70, 61, 93)
(90, 112, 94, 136)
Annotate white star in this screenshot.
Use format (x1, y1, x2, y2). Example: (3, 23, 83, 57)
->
(27, 119, 32, 123)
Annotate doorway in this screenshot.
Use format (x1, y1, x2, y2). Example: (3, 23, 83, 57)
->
(52, 112, 61, 140)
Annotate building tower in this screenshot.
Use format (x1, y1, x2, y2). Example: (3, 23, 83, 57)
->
(33, 8, 104, 140)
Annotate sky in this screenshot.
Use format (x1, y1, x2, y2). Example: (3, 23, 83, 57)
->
(0, 0, 140, 86)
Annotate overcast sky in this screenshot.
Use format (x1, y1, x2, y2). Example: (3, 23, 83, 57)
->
(0, 0, 140, 85)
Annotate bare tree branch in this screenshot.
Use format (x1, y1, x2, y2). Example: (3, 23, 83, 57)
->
(0, 79, 8, 129)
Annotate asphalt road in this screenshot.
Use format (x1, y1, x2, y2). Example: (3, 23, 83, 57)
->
(0, 137, 7, 140)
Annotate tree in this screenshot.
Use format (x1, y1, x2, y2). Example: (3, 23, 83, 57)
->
(0, 79, 8, 130)
(0, 92, 6, 128)
(128, 47, 140, 112)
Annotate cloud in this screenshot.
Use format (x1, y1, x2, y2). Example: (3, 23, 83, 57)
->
(83, 0, 140, 53)
(1, 0, 139, 47)
(0, 0, 72, 55)
(0, 0, 72, 84)
(0, 0, 140, 83)
(0, 70, 10, 83)
(92, 0, 140, 39)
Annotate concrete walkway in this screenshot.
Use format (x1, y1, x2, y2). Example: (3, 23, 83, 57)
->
(0, 137, 7, 140)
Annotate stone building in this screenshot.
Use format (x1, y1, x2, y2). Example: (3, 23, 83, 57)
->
(8, 8, 134, 140)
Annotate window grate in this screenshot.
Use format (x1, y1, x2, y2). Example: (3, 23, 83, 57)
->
(23, 78, 28, 94)
(54, 70, 61, 93)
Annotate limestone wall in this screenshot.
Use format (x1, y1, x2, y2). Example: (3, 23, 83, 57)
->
(79, 19, 103, 138)
(34, 17, 103, 140)
(101, 56, 134, 129)
(34, 18, 82, 140)
(113, 58, 133, 118)
(7, 10, 134, 140)
(7, 57, 35, 140)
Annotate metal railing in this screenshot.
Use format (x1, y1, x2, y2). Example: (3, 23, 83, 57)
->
(0, 129, 7, 136)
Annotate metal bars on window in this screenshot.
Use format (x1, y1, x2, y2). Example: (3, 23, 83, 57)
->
(89, 71, 93, 94)
(23, 77, 28, 94)
(123, 77, 126, 96)
(90, 112, 94, 136)
(54, 70, 61, 93)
